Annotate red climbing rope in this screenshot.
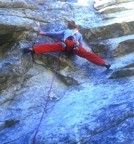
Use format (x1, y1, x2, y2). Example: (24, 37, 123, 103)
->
(32, 54, 61, 144)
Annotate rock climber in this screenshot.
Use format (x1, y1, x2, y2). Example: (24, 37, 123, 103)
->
(23, 21, 111, 69)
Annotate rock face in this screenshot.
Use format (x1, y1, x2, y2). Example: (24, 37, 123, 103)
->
(0, 0, 134, 144)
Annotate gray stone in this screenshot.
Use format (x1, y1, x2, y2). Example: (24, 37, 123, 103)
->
(81, 21, 134, 41)
(109, 68, 134, 79)
(94, 0, 133, 10)
(113, 39, 134, 57)
(0, 0, 134, 144)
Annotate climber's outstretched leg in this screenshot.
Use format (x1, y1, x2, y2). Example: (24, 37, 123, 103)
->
(73, 46, 111, 69)
(23, 42, 65, 54)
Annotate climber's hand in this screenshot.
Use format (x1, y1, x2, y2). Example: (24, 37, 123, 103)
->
(39, 31, 45, 35)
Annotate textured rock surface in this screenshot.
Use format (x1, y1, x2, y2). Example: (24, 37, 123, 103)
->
(0, 0, 134, 144)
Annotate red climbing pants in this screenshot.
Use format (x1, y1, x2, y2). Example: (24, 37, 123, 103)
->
(33, 40, 106, 66)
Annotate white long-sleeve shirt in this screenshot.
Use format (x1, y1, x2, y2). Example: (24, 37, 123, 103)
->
(45, 29, 83, 46)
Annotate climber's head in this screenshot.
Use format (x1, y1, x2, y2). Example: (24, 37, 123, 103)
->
(67, 21, 78, 29)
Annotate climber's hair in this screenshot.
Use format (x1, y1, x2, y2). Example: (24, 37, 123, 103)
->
(67, 21, 78, 29)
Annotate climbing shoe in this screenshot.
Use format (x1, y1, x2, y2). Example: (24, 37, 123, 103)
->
(22, 48, 31, 54)
(22, 48, 34, 54)
(105, 64, 111, 69)
(22, 48, 35, 62)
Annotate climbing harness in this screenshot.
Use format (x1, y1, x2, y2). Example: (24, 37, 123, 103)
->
(66, 31, 80, 51)
(60, 31, 80, 52)
(32, 53, 61, 144)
